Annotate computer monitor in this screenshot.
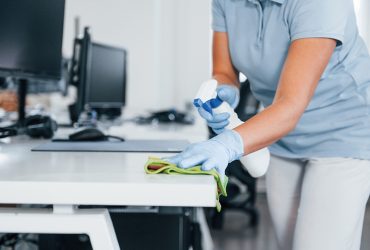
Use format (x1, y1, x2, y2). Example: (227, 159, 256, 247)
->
(85, 43, 127, 109)
(0, 0, 65, 80)
(0, 0, 65, 124)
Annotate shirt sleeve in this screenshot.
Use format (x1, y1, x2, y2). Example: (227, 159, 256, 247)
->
(288, 0, 351, 46)
(212, 0, 227, 32)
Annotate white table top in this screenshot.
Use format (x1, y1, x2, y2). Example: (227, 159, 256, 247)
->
(0, 120, 216, 208)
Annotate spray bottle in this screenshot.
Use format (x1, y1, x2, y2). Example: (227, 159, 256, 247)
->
(194, 79, 270, 178)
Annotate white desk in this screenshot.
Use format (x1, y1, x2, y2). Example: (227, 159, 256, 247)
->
(0, 119, 214, 250)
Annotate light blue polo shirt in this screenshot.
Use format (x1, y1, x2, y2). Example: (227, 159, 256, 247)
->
(212, 0, 370, 160)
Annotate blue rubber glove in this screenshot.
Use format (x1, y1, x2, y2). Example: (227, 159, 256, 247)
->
(166, 130, 244, 176)
(197, 85, 240, 135)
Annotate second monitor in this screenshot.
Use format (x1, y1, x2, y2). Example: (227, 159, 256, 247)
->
(85, 43, 127, 111)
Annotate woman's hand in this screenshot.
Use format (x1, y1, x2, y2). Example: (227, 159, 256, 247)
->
(197, 84, 240, 134)
(166, 130, 244, 176)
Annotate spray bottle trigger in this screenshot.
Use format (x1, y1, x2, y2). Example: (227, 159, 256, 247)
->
(193, 96, 224, 115)
(210, 96, 223, 109)
(193, 98, 213, 115)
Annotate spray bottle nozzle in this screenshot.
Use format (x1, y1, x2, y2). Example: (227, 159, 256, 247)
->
(193, 96, 223, 115)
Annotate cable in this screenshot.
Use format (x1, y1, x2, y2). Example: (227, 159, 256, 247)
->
(105, 135, 125, 142)
(0, 233, 18, 247)
(0, 233, 38, 248)
(0, 124, 18, 139)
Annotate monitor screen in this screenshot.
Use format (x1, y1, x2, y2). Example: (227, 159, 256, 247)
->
(85, 43, 127, 108)
(0, 0, 65, 79)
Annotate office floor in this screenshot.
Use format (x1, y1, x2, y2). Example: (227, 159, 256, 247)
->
(211, 194, 370, 250)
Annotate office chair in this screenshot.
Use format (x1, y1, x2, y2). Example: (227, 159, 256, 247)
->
(207, 80, 260, 229)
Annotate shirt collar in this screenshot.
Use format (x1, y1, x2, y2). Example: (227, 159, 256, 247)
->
(270, 0, 285, 4)
(247, 0, 285, 4)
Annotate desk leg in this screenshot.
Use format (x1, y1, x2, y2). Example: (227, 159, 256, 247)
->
(0, 206, 120, 250)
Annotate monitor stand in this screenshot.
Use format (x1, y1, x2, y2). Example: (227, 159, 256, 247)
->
(17, 78, 28, 127)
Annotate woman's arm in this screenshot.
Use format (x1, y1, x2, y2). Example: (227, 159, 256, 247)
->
(212, 32, 240, 88)
(234, 38, 336, 154)
(168, 36, 336, 173)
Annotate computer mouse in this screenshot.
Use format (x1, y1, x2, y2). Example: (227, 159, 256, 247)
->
(69, 128, 107, 141)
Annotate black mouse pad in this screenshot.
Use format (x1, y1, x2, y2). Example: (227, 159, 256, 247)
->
(31, 140, 189, 153)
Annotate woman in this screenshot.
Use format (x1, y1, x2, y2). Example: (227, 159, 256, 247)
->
(168, 0, 370, 249)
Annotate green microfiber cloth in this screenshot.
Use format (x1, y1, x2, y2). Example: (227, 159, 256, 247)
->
(144, 157, 228, 212)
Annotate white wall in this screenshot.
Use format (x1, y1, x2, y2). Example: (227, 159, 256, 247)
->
(63, 0, 211, 110)
(354, 0, 370, 51)
(171, 0, 212, 108)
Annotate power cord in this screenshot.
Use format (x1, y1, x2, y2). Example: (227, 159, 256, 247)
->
(0, 233, 38, 249)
